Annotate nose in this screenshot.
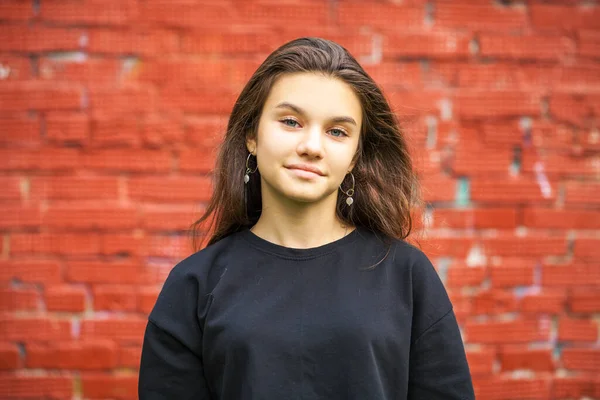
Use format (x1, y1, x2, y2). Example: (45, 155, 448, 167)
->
(296, 125, 324, 158)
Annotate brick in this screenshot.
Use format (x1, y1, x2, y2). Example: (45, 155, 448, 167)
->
(101, 233, 143, 256)
(482, 236, 566, 257)
(66, 260, 143, 284)
(140, 1, 237, 28)
(0, 343, 20, 369)
(500, 346, 554, 371)
(569, 288, 600, 313)
(456, 63, 544, 90)
(145, 235, 191, 259)
(479, 34, 575, 61)
(386, 90, 445, 117)
(0, 81, 83, 111)
(471, 178, 556, 204)
(0, 206, 41, 228)
(558, 318, 598, 342)
(465, 319, 550, 344)
(93, 285, 137, 311)
(138, 287, 159, 314)
(0, 260, 61, 285)
(420, 176, 455, 203)
(181, 32, 278, 55)
(0, 288, 39, 311)
(128, 177, 212, 202)
(91, 117, 140, 146)
(490, 262, 535, 287)
(141, 261, 173, 285)
(141, 207, 198, 232)
(237, 2, 330, 28)
(45, 112, 89, 143)
(184, 116, 227, 149)
(88, 28, 179, 56)
(553, 377, 600, 399)
(523, 208, 600, 230)
(179, 148, 218, 174)
(0, 55, 32, 81)
(573, 239, 600, 260)
(26, 340, 118, 370)
(420, 237, 473, 258)
(10, 232, 101, 256)
(554, 66, 600, 92)
(474, 377, 551, 400)
(118, 346, 141, 368)
(142, 114, 185, 147)
(0, 148, 80, 171)
(448, 291, 472, 323)
(88, 85, 157, 116)
(565, 182, 600, 206)
(0, 375, 72, 399)
(0, 26, 85, 52)
(542, 264, 600, 287)
(39, 57, 121, 84)
(452, 145, 512, 175)
(465, 348, 495, 376)
(520, 290, 566, 314)
(40, 0, 137, 25)
(45, 285, 87, 312)
(455, 91, 541, 118)
(472, 290, 519, 315)
(337, 3, 423, 30)
(81, 373, 137, 400)
(34, 176, 120, 200)
(530, 4, 600, 31)
(80, 318, 146, 343)
(44, 206, 137, 230)
(0, 114, 39, 145)
(383, 32, 470, 59)
(0, 317, 71, 341)
(527, 121, 574, 150)
(84, 149, 171, 173)
(446, 266, 486, 288)
(436, 1, 527, 31)
(549, 94, 594, 126)
(161, 86, 237, 114)
(562, 348, 600, 372)
(579, 30, 600, 58)
(433, 208, 517, 229)
(0, 2, 34, 20)
(138, 58, 231, 88)
(0, 177, 22, 201)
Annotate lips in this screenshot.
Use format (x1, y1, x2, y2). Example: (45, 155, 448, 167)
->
(285, 164, 325, 176)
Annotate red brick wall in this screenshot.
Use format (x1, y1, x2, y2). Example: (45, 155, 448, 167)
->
(1, 1, 599, 399)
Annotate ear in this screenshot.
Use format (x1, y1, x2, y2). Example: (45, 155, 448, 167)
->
(246, 135, 257, 155)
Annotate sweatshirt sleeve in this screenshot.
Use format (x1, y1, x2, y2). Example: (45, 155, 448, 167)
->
(138, 262, 212, 400)
(407, 248, 475, 400)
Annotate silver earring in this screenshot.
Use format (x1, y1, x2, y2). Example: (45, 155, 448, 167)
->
(339, 172, 355, 206)
(244, 153, 258, 184)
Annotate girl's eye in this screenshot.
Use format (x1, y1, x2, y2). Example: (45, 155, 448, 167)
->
(281, 118, 300, 128)
(329, 128, 348, 138)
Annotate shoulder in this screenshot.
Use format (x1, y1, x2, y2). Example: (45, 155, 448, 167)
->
(148, 232, 243, 325)
(385, 236, 453, 336)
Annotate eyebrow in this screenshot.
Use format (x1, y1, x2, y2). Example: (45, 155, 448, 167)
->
(275, 102, 358, 127)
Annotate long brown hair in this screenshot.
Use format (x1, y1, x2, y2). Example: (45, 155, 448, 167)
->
(190, 37, 422, 250)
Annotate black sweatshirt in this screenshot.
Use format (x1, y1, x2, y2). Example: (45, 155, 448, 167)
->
(139, 227, 475, 399)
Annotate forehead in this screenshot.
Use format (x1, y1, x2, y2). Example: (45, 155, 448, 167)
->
(264, 72, 362, 122)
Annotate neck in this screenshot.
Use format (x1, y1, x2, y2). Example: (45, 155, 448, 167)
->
(251, 189, 353, 249)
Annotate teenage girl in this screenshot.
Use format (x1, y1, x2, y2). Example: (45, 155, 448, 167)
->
(139, 37, 475, 400)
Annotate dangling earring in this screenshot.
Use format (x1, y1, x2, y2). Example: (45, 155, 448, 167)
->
(244, 153, 258, 184)
(339, 172, 355, 206)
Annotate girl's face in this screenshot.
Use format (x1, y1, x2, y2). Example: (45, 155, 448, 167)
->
(247, 72, 362, 207)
